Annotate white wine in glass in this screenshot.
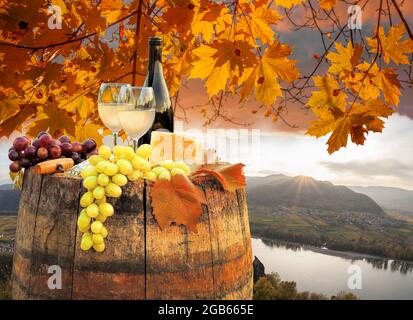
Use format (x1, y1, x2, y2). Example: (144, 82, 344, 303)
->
(118, 87, 155, 150)
(98, 83, 131, 145)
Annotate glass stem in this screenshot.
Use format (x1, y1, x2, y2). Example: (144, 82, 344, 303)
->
(113, 132, 118, 146)
(133, 139, 138, 152)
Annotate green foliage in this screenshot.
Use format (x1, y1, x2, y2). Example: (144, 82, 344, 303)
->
(253, 273, 357, 300)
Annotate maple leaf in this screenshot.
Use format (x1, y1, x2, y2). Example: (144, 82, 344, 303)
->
(275, 0, 304, 9)
(0, 104, 38, 137)
(240, 40, 299, 105)
(240, 4, 283, 44)
(152, 174, 206, 232)
(326, 42, 363, 77)
(192, 163, 246, 192)
(319, 0, 337, 10)
(367, 24, 413, 65)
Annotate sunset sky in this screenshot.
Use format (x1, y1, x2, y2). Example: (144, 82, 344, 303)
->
(0, 0, 412, 190)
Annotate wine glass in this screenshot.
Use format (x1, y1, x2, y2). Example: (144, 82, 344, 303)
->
(98, 83, 131, 145)
(118, 86, 156, 151)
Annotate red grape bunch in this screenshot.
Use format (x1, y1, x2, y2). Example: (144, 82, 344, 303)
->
(8, 131, 98, 173)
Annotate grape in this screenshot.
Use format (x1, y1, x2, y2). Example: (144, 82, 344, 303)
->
(71, 141, 83, 154)
(161, 160, 174, 170)
(127, 170, 141, 182)
(113, 145, 126, 158)
(91, 221, 103, 234)
(100, 226, 108, 238)
(123, 147, 135, 160)
(96, 161, 107, 173)
(92, 233, 104, 245)
(80, 233, 93, 251)
(95, 196, 107, 205)
(36, 131, 48, 138)
(116, 159, 133, 175)
(86, 203, 99, 218)
(93, 242, 105, 253)
(95, 214, 107, 223)
(48, 145, 62, 159)
(83, 176, 98, 190)
(151, 166, 167, 177)
(82, 139, 97, 153)
(141, 160, 151, 172)
(98, 145, 112, 160)
(86, 149, 98, 158)
(58, 135, 70, 144)
(37, 147, 48, 159)
(38, 133, 53, 148)
(77, 210, 91, 229)
(99, 202, 114, 217)
(131, 156, 146, 171)
(19, 158, 31, 168)
(78, 224, 90, 233)
(80, 191, 94, 207)
(103, 163, 118, 176)
(31, 157, 41, 165)
(88, 155, 104, 166)
(173, 161, 191, 175)
(93, 186, 106, 200)
(13, 137, 29, 152)
(8, 149, 19, 161)
(158, 170, 171, 181)
(51, 139, 62, 148)
(80, 166, 97, 179)
(61, 142, 73, 155)
(9, 162, 20, 173)
(24, 146, 37, 159)
(97, 173, 110, 187)
(112, 173, 127, 186)
(143, 171, 157, 181)
(71, 152, 81, 164)
(171, 168, 186, 176)
(136, 144, 152, 159)
(32, 138, 40, 148)
(105, 183, 122, 198)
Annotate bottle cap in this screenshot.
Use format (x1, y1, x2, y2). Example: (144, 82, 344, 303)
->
(148, 37, 162, 46)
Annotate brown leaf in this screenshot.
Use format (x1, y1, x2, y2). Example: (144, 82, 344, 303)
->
(192, 163, 246, 192)
(152, 174, 206, 232)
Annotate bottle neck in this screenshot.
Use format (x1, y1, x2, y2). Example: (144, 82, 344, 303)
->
(147, 45, 162, 86)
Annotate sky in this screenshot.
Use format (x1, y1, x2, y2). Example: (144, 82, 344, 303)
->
(0, 1, 412, 190)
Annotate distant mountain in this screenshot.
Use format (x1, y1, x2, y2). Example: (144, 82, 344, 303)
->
(246, 175, 384, 215)
(349, 186, 413, 214)
(0, 184, 20, 214)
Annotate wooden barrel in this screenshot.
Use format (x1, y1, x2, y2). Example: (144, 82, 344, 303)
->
(12, 168, 253, 300)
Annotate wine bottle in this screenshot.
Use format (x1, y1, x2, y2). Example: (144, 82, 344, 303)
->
(140, 37, 174, 145)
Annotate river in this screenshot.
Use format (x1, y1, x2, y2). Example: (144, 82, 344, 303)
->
(252, 238, 413, 300)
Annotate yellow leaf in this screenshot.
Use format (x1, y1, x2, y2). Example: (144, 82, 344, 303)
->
(327, 42, 362, 77)
(367, 24, 413, 65)
(246, 5, 283, 44)
(326, 116, 352, 154)
(319, 0, 337, 10)
(275, 0, 304, 9)
(306, 117, 336, 138)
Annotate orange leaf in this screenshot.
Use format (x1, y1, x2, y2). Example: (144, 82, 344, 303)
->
(152, 174, 206, 232)
(192, 163, 246, 192)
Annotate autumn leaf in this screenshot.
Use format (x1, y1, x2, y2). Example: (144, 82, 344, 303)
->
(152, 174, 206, 232)
(275, 0, 304, 9)
(367, 24, 413, 65)
(240, 40, 299, 105)
(192, 163, 246, 192)
(326, 42, 363, 77)
(319, 0, 337, 10)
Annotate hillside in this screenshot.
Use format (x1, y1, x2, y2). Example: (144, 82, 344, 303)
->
(350, 186, 413, 214)
(246, 175, 384, 215)
(0, 185, 19, 214)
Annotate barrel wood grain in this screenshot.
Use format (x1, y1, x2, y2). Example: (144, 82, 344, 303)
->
(72, 180, 145, 300)
(12, 170, 253, 300)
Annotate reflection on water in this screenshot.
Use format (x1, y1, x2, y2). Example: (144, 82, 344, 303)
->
(252, 238, 413, 300)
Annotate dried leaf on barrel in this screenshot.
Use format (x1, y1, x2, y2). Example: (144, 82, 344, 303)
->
(152, 174, 206, 232)
(192, 163, 246, 192)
